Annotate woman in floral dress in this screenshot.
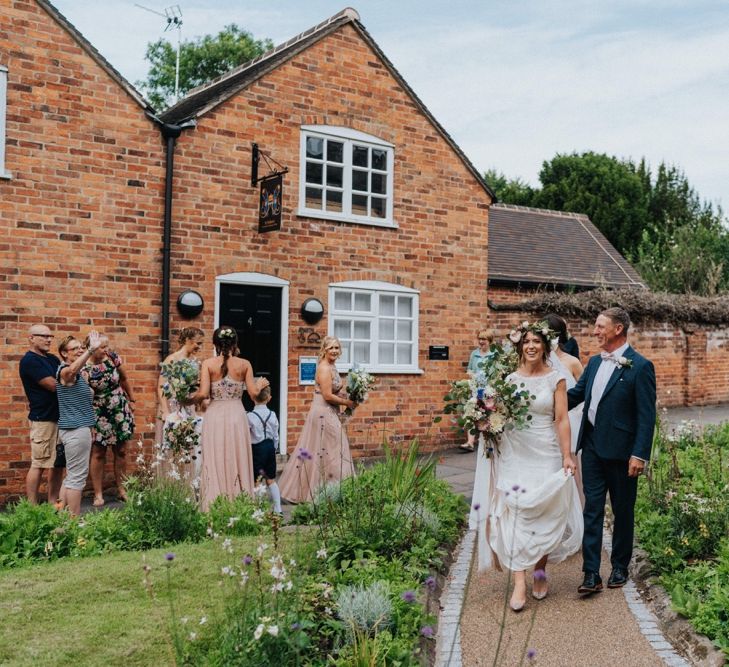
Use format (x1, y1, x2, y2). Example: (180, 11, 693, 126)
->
(85, 334, 135, 505)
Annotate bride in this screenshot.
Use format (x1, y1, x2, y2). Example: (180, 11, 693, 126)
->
(479, 322, 583, 612)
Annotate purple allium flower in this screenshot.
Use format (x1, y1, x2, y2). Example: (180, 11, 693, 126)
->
(401, 590, 417, 603)
(421, 625, 435, 638)
(511, 484, 520, 492)
(533, 569, 547, 581)
(472, 503, 481, 511)
(290, 622, 301, 631)
(424, 576, 437, 591)
(527, 648, 537, 661)
(165, 552, 175, 561)
(242, 554, 253, 566)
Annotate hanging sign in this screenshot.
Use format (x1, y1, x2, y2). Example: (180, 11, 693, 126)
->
(259, 174, 282, 233)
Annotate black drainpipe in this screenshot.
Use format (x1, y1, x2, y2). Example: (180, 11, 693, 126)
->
(159, 122, 183, 360)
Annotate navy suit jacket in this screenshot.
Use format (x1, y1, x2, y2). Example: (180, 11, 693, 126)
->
(567, 345, 656, 461)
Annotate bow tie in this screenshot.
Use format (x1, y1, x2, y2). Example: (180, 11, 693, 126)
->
(600, 352, 617, 362)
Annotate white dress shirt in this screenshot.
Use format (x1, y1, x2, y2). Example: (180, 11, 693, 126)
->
(587, 342, 629, 426)
(247, 405, 279, 448)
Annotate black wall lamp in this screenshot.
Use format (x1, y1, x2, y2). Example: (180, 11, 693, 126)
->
(301, 298, 324, 325)
(177, 290, 204, 318)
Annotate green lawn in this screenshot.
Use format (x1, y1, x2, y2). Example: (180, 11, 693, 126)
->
(0, 536, 266, 667)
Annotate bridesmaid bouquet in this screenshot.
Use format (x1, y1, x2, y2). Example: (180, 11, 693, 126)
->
(162, 412, 202, 463)
(160, 359, 200, 404)
(443, 342, 532, 455)
(343, 365, 376, 416)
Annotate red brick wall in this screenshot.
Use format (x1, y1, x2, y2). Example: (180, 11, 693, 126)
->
(164, 24, 491, 460)
(488, 286, 729, 409)
(0, 0, 164, 502)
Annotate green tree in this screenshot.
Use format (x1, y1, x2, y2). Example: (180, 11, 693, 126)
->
(138, 24, 273, 110)
(483, 169, 537, 206)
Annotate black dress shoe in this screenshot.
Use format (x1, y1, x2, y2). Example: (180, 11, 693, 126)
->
(607, 567, 629, 588)
(577, 572, 603, 595)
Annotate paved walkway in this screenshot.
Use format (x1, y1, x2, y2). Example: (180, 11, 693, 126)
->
(432, 404, 729, 667)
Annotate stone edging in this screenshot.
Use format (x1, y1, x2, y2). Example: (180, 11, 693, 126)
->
(630, 547, 727, 667)
(434, 529, 475, 667)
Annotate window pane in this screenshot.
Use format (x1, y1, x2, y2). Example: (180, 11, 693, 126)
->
(353, 293, 371, 312)
(326, 190, 342, 212)
(372, 149, 387, 171)
(380, 319, 394, 339)
(352, 194, 368, 216)
(339, 342, 351, 364)
(327, 140, 343, 163)
(379, 343, 395, 365)
(380, 295, 395, 316)
(327, 165, 343, 187)
(371, 173, 386, 194)
(334, 319, 350, 339)
(334, 292, 352, 311)
(396, 343, 412, 365)
(397, 297, 412, 317)
(353, 145, 368, 167)
(371, 197, 386, 218)
(353, 342, 370, 364)
(352, 170, 368, 192)
(305, 187, 322, 209)
(353, 320, 370, 339)
(306, 161, 323, 185)
(397, 320, 412, 341)
(306, 136, 323, 159)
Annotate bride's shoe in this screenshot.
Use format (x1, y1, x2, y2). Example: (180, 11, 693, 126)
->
(532, 585, 548, 600)
(532, 570, 548, 600)
(509, 592, 526, 612)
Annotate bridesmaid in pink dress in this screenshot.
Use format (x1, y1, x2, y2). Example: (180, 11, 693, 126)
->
(278, 336, 356, 503)
(194, 326, 268, 511)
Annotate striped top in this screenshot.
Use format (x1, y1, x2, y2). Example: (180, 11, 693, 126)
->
(55, 365, 96, 429)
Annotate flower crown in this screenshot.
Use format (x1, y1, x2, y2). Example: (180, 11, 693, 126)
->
(218, 328, 236, 340)
(508, 320, 555, 345)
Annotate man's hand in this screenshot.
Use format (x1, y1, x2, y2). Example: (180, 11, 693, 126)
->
(628, 456, 646, 478)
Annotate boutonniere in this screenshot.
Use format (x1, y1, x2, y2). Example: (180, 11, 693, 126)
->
(617, 356, 633, 369)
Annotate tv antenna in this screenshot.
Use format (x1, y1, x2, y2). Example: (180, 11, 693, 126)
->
(135, 4, 184, 101)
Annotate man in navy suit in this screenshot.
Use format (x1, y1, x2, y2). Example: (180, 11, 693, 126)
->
(567, 307, 656, 594)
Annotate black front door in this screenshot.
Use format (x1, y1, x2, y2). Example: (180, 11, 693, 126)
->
(218, 283, 281, 415)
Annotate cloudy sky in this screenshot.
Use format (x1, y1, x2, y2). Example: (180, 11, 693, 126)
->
(53, 0, 729, 210)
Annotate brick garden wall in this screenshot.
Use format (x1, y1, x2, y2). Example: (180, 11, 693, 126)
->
(0, 0, 164, 503)
(488, 286, 729, 409)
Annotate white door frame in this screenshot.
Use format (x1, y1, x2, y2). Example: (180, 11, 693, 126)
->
(215, 272, 289, 454)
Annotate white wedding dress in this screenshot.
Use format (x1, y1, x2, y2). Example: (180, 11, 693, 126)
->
(480, 370, 582, 571)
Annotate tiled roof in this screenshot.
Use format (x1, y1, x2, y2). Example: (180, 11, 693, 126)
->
(38, 0, 154, 113)
(488, 204, 647, 289)
(160, 7, 495, 201)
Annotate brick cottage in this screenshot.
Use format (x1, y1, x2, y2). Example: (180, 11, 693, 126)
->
(0, 3, 494, 503)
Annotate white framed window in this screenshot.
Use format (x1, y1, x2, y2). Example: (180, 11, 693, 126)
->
(0, 65, 9, 179)
(329, 281, 421, 374)
(298, 125, 395, 228)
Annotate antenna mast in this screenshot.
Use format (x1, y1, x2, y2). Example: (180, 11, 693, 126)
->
(135, 3, 184, 101)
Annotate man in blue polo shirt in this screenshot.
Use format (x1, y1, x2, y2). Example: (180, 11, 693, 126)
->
(19, 324, 64, 504)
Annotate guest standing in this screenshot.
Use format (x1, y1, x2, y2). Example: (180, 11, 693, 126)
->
(278, 336, 356, 503)
(19, 324, 64, 504)
(86, 335, 136, 506)
(460, 328, 495, 452)
(195, 326, 268, 511)
(56, 333, 101, 515)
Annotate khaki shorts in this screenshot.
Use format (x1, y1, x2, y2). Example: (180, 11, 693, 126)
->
(29, 421, 60, 469)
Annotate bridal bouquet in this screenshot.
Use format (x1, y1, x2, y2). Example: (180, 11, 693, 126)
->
(160, 358, 200, 404)
(162, 411, 202, 463)
(443, 342, 532, 455)
(343, 365, 375, 416)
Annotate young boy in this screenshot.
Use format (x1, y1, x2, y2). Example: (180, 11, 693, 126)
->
(247, 386, 282, 514)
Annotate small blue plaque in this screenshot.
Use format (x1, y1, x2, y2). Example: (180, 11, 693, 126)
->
(299, 356, 318, 385)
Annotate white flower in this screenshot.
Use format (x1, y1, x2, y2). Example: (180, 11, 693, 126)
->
(254, 624, 264, 640)
(180, 617, 189, 625)
(252, 509, 265, 523)
(324, 606, 333, 615)
(508, 330, 522, 344)
(189, 631, 197, 641)
(267, 625, 279, 637)
(270, 582, 284, 593)
(256, 543, 269, 557)
(289, 559, 297, 567)
(222, 538, 233, 553)
(254, 484, 269, 499)
(227, 516, 240, 528)
(221, 566, 232, 576)
(316, 547, 327, 559)
(199, 616, 207, 625)
(285, 580, 293, 591)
